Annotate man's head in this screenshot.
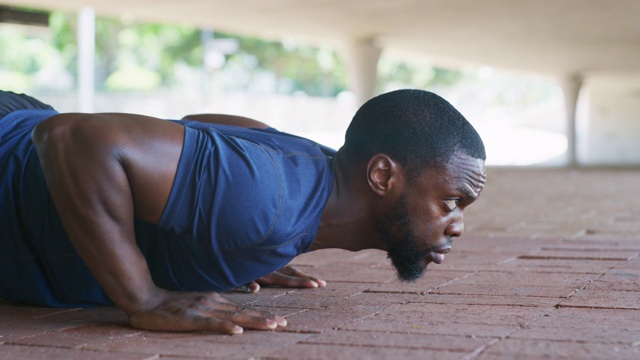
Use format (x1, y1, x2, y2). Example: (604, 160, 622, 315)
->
(342, 89, 487, 281)
(343, 89, 485, 180)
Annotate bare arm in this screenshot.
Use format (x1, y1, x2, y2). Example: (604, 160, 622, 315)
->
(182, 113, 270, 129)
(32, 113, 284, 333)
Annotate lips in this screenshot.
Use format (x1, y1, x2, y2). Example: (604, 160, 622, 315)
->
(428, 247, 451, 265)
(428, 252, 445, 264)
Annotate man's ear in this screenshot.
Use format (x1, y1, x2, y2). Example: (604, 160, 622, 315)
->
(366, 154, 404, 196)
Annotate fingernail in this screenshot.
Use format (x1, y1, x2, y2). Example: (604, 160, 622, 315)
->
(309, 281, 318, 288)
(318, 280, 327, 287)
(267, 319, 278, 328)
(232, 325, 243, 334)
(276, 316, 287, 326)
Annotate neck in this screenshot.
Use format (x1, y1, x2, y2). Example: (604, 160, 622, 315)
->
(310, 150, 385, 252)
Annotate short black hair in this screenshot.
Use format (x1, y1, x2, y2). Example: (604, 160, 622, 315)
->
(342, 89, 486, 178)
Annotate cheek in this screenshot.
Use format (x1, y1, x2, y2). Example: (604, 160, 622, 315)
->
(413, 220, 446, 240)
(408, 204, 449, 238)
(411, 214, 449, 247)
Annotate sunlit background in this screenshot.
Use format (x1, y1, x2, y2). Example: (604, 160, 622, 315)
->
(1, 11, 571, 166)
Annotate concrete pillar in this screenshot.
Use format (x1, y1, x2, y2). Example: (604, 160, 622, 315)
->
(77, 7, 95, 113)
(342, 38, 382, 107)
(559, 74, 582, 167)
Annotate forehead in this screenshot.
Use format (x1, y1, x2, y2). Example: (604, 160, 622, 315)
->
(414, 153, 486, 197)
(442, 153, 486, 195)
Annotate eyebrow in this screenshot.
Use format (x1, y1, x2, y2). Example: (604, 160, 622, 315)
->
(457, 187, 477, 202)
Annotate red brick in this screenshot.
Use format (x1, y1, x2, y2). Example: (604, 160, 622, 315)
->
(613, 256, 640, 269)
(246, 281, 376, 310)
(520, 249, 638, 261)
(451, 237, 561, 253)
(542, 241, 640, 251)
(431, 252, 520, 271)
(0, 306, 127, 342)
(222, 287, 296, 306)
(290, 248, 386, 267)
(297, 262, 397, 283)
(343, 320, 518, 339)
(280, 304, 392, 333)
(433, 271, 599, 298)
(300, 329, 489, 352)
(8, 323, 143, 349)
(2, 169, 640, 359)
(484, 258, 620, 273)
(576, 233, 640, 242)
(559, 288, 640, 310)
(344, 291, 560, 309)
(87, 330, 312, 358)
(265, 343, 466, 360)
(342, 302, 546, 337)
(0, 305, 78, 319)
(477, 338, 640, 359)
(508, 308, 640, 343)
(0, 344, 146, 359)
(364, 270, 474, 294)
(586, 268, 640, 292)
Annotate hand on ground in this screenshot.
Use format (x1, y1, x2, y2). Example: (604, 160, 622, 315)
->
(237, 266, 327, 293)
(127, 289, 286, 334)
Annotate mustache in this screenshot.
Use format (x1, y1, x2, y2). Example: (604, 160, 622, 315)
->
(425, 238, 452, 253)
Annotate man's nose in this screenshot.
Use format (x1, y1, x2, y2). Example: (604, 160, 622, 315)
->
(446, 216, 464, 237)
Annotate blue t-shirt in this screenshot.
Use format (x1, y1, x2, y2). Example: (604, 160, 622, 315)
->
(0, 110, 335, 307)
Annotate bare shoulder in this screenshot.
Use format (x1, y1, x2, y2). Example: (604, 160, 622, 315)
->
(34, 112, 183, 143)
(32, 112, 186, 223)
(182, 113, 270, 129)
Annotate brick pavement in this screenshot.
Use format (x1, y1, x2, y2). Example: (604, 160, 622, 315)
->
(1, 168, 639, 359)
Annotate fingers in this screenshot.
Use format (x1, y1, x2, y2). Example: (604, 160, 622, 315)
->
(280, 266, 327, 287)
(127, 291, 286, 334)
(256, 266, 326, 288)
(256, 272, 312, 288)
(129, 305, 246, 334)
(232, 267, 328, 291)
(183, 313, 245, 334)
(199, 293, 287, 328)
(232, 281, 261, 293)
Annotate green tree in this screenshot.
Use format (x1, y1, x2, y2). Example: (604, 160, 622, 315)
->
(7, 9, 466, 96)
(219, 33, 348, 96)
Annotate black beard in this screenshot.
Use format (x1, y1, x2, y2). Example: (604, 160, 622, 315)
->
(376, 194, 429, 282)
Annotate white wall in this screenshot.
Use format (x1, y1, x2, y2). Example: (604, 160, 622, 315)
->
(34, 90, 356, 150)
(580, 74, 640, 165)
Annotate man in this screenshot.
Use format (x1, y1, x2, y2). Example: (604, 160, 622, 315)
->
(0, 89, 486, 334)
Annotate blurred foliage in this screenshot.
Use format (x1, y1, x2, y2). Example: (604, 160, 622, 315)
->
(220, 34, 348, 96)
(378, 57, 464, 92)
(1, 9, 464, 96)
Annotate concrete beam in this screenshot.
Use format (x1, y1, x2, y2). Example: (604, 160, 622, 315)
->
(559, 74, 583, 167)
(341, 38, 382, 107)
(77, 7, 95, 113)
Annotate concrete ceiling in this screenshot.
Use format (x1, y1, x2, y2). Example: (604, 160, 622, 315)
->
(3, 0, 640, 76)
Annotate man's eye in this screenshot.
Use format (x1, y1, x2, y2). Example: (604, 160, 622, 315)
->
(444, 199, 459, 211)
